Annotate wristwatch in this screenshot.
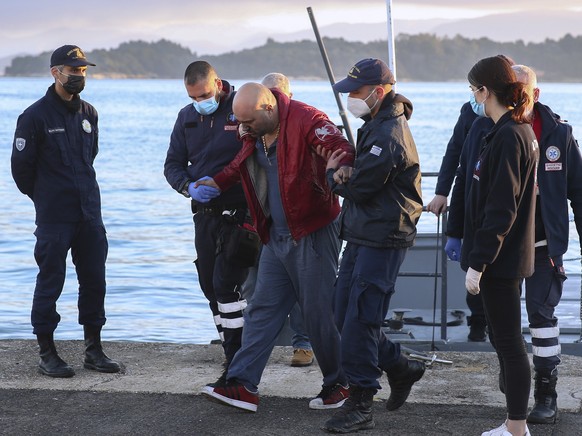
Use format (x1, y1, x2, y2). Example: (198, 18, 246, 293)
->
(180, 180, 192, 198)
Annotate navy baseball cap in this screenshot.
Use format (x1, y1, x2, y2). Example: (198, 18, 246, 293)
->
(333, 58, 395, 93)
(50, 45, 96, 67)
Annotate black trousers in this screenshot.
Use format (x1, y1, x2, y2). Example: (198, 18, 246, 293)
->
(193, 211, 249, 364)
(32, 220, 107, 335)
(481, 274, 531, 421)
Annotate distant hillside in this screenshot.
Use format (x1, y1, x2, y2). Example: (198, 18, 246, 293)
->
(4, 35, 582, 82)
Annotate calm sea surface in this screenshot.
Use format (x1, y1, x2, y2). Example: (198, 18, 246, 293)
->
(2, 78, 582, 343)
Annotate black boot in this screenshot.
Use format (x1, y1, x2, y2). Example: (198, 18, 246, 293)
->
(323, 386, 375, 433)
(83, 325, 121, 373)
(385, 355, 425, 411)
(37, 333, 75, 378)
(467, 316, 487, 342)
(527, 369, 558, 424)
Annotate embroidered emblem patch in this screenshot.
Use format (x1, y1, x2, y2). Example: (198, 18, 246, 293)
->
(314, 122, 341, 142)
(82, 119, 92, 133)
(15, 138, 26, 151)
(545, 162, 562, 171)
(226, 112, 238, 125)
(546, 145, 560, 162)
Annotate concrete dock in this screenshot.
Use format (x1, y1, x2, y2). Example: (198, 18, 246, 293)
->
(1, 340, 581, 435)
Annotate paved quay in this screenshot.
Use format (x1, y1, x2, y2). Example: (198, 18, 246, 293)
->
(1, 340, 581, 435)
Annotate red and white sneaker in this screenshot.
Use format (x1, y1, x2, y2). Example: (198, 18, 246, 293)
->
(309, 383, 350, 409)
(202, 382, 259, 412)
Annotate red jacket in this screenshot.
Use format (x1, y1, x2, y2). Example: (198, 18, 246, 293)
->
(213, 89, 355, 243)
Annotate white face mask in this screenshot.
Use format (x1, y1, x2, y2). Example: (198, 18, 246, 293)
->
(347, 88, 378, 118)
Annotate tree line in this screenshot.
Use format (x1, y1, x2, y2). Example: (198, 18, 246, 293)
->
(4, 34, 582, 82)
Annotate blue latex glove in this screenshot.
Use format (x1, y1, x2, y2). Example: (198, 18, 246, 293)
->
(188, 177, 220, 203)
(445, 237, 462, 261)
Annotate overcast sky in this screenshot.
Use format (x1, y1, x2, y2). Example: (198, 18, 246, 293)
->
(1, 0, 580, 58)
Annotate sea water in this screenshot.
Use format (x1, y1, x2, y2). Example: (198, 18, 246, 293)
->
(1, 77, 581, 343)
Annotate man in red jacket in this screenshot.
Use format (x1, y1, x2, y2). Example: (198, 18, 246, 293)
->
(200, 82, 355, 412)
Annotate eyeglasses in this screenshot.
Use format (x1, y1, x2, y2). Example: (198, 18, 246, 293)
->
(470, 86, 483, 93)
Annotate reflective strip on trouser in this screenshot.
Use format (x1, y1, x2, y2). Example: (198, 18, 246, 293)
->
(218, 300, 248, 330)
(218, 299, 247, 364)
(531, 326, 561, 358)
(213, 314, 224, 341)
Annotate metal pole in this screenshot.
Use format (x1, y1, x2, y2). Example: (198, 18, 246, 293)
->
(385, 0, 397, 88)
(306, 6, 355, 146)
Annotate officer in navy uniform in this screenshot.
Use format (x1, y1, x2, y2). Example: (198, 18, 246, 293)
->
(11, 45, 120, 377)
(164, 61, 250, 378)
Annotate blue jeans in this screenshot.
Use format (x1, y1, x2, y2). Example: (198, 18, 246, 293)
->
(290, 303, 311, 350)
(227, 220, 344, 391)
(334, 243, 407, 390)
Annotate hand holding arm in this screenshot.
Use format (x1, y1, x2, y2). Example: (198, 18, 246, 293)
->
(189, 176, 221, 203)
(315, 144, 332, 161)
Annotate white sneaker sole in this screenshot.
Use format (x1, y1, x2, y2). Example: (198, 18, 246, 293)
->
(308, 397, 347, 410)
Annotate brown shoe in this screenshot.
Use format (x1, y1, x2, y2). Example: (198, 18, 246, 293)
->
(291, 348, 314, 367)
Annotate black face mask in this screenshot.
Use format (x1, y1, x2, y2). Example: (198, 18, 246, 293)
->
(59, 72, 85, 95)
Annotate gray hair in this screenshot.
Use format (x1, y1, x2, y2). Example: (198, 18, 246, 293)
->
(261, 72, 291, 97)
(512, 64, 537, 88)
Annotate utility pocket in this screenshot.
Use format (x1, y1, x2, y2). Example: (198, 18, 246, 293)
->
(224, 223, 261, 268)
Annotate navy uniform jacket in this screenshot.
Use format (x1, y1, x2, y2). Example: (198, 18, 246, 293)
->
(11, 85, 102, 224)
(164, 80, 245, 208)
(446, 116, 494, 238)
(460, 111, 538, 278)
(434, 102, 478, 196)
(448, 102, 582, 259)
(535, 103, 582, 257)
(328, 92, 423, 249)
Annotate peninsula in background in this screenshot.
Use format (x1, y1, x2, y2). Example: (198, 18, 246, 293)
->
(4, 34, 581, 82)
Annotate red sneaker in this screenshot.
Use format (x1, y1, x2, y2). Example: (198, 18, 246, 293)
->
(202, 382, 259, 412)
(309, 383, 350, 409)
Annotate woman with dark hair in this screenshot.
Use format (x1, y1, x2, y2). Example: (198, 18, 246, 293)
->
(461, 55, 538, 436)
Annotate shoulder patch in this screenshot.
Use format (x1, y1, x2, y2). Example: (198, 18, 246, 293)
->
(314, 122, 341, 142)
(15, 138, 26, 151)
(82, 119, 92, 133)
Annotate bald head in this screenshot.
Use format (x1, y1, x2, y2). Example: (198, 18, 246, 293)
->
(233, 82, 279, 137)
(261, 72, 292, 98)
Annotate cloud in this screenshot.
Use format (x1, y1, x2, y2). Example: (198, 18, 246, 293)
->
(1, 0, 580, 58)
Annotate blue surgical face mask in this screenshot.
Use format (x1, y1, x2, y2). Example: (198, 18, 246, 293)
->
(193, 89, 219, 115)
(469, 87, 486, 117)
